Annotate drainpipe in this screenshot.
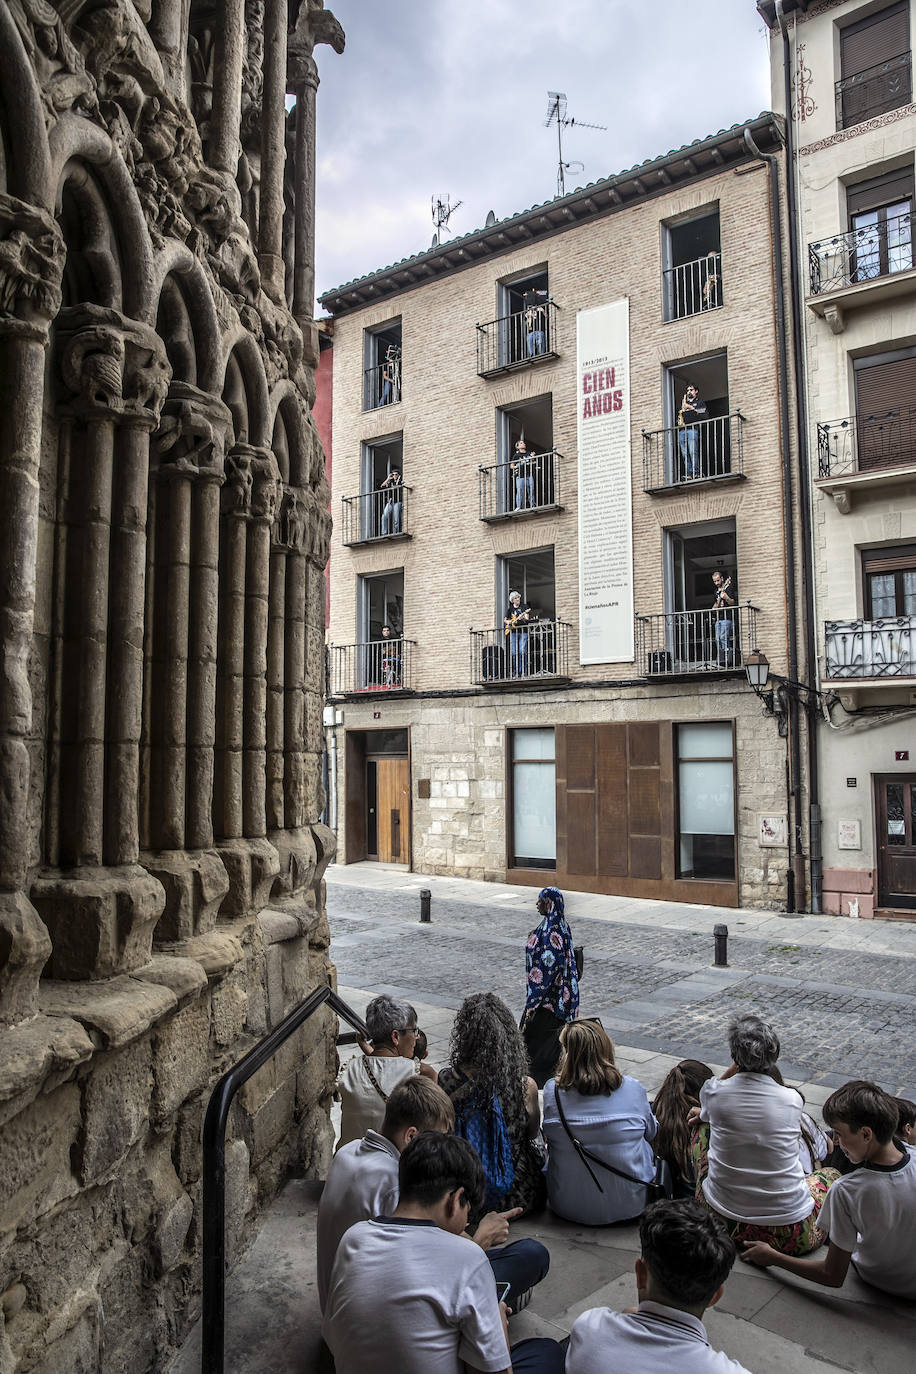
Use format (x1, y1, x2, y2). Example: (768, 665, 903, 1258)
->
(328, 725, 338, 833)
(775, 0, 823, 913)
(743, 121, 806, 914)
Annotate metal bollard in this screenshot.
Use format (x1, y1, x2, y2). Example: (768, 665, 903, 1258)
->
(713, 923, 728, 967)
(419, 889, 431, 923)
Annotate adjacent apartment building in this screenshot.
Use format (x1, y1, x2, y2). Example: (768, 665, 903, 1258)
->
(318, 110, 811, 910)
(762, 0, 916, 918)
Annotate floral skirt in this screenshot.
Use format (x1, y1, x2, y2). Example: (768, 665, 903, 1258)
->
(689, 1124, 839, 1256)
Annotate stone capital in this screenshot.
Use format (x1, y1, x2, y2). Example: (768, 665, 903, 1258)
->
(56, 305, 172, 424)
(0, 193, 65, 333)
(154, 382, 234, 480)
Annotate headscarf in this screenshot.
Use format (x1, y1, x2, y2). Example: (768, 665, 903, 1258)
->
(524, 886, 579, 1022)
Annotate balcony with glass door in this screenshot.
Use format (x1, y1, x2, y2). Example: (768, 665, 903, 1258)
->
(470, 620, 570, 687)
(808, 207, 914, 323)
(662, 210, 722, 321)
(329, 638, 415, 696)
(636, 604, 758, 678)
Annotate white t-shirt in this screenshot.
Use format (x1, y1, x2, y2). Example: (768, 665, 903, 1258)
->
(316, 1129, 399, 1311)
(567, 1301, 751, 1374)
(700, 1073, 812, 1225)
(323, 1217, 509, 1374)
(337, 1054, 419, 1149)
(818, 1145, 916, 1297)
(798, 1113, 830, 1174)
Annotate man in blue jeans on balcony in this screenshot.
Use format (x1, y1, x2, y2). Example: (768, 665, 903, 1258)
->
(677, 382, 707, 480)
(505, 590, 531, 677)
(512, 439, 535, 509)
(711, 570, 735, 666)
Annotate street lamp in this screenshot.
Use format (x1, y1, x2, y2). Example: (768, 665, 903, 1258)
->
(745, 648, 788, 735)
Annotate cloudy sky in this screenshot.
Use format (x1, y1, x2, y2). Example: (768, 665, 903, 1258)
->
(313, 1, 773, 307)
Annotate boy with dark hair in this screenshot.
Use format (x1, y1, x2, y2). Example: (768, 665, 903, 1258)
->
(323, 1133, 565, 1372)
(744, 1080, 916, 1297)
(893, 1095, 915, 1146)
(566, 1199, 749, 1373)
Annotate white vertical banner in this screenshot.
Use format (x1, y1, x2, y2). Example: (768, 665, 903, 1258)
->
(576, 300, 633, 664)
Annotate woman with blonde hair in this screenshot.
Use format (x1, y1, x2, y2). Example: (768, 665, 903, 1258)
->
(542, 1019, 658, 1224)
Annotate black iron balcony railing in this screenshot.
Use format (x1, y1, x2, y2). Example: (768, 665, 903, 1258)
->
(808, 211, 913, 294)
(341, 485, 412, 544)
(825, 617, 916, 679)
(635, 604, 759, 677)
(478, 450, 562, 520)
(817, 407, 916, 478)
(642, 413, 745, 491)
(329, 638, 414, 694)
(363, 358, 401, 410)
(470, 620, 570, 685)
(835, 50, 912, 130)
(663, 251, 722, 321)
(476, 300, 559, 378)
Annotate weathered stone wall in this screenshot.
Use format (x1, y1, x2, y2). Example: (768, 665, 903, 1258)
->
(0, 2, 343, 1369)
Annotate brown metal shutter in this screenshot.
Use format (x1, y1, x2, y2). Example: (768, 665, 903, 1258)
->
(854, 352, 916, 470)
(841, 2, 909, 77)
(847, 168, 914, 218)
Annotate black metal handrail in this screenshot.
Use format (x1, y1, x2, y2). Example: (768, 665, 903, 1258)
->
(201, 985, 368, 1374)
(663, 251, 722, 320)
(835, 49, 912, 130)
(642, 413, 744, 491)
(363, 358, 401, 410)
(478, 450, 562, 519)
(808, 210, 913, 295)
(817, 406, 916, 477)
(635, 604, 759, 676)
(476, 300, 559, 377)
(329, 638, 415, 694)
(470, 620, 570, 684)
(341, 485, 412, 543)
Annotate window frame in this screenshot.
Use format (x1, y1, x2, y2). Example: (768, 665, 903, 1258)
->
(507, 726, 557, 871)
(674, 720, 737, 882)
(862, 544, 916, 619)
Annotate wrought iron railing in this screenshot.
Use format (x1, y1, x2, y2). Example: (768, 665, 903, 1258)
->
(478, 450, 562, 519)
(476, 300, 559, 377)
(825, 617, 916, 679)
(329, 638, 414, 694)
(642, 413, 744, 491)
(363, 358, 401, 410)
(635, 605, 758, 676)
(341, 485, 412, 543)
(817, 407, 916, 478)
(835, 50, 912, 130)
(470, 620, 570, 685)
(808, 211, 913, 294)
(663, 251, 722, 320)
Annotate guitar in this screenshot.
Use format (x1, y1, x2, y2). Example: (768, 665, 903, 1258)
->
(504, 607, 531, 635)
(713, 576, 732, 609)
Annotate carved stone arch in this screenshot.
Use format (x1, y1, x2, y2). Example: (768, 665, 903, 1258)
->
(49, 116, 154, 321)
(0, 4, 53, 206)
(151, 242, 222, 392)
(270, 382, 311, 487)
(220, 332, 270, 446)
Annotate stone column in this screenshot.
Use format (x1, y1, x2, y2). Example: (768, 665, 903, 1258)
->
(210, 0, 246, 174)
(187, 465, 226, 851)
(289, 53, 319, 336)
(216, 446, 255, 841)
(244, 454, 280, 838)
(0, 194, 63, 1023)
(157, 462, 193, 851)
(258, 0, 288, 302)
(283, 492, 309, 832)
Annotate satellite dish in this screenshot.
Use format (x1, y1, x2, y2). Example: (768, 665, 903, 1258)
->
(485, 210, 496, 227)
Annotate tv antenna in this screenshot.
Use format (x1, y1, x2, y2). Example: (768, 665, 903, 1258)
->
(431, 193, 463, 244)
(544, 91, 606, 197)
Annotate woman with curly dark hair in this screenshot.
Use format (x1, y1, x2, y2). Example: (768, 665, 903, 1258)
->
(438, 992, 546, 1218)
(651, 1059, 714, 1197)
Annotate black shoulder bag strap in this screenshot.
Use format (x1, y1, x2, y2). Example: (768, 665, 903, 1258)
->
(362, 1056, 389, 1104)
(553, 1087, 652, 1193)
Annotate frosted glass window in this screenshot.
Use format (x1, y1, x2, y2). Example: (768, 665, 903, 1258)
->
(512, 727, 555, 761)
(513, 762, 556, 862)
(678, 722, 733, 759)
(679, 761, 735, 835)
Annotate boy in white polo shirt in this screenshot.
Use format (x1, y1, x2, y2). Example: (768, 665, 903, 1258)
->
(323, 1132, 565, 1374)
(744, 1080, 916, 1298)
(566, 1199, 751, 1374)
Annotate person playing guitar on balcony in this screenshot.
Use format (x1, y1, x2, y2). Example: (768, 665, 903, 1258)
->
(711, 570, 735, 668)
(504, 590, 532, 678)
(677, 382, 707, 480)
(511, 438, 535, 510)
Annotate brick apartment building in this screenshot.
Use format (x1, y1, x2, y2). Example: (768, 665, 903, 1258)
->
(318, 109, 812, 911)
(761, 0, 916, 918)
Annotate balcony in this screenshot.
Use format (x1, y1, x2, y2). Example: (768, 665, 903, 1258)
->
(807, 212, 915, 328)
(835, 50, 912, 131)
(478, 451, 563, 521)
(476, 300, 559, 378)
(635, 605, 759, 678)
(663, 251, 722, 321)
(363, 360, 401, 411)
(341, 486, 412, 545)
(825, 617, 916, 682)
(328, 639, 415, 696)
(641, 414, 745, 494)
(816, 408, 916, 512)
(470, 620, 570, 687)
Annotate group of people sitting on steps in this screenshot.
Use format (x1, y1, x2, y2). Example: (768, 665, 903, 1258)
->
(319, 987, 915, 1372)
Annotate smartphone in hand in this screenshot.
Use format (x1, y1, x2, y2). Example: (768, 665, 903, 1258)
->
(495, 1282, 511, 1305)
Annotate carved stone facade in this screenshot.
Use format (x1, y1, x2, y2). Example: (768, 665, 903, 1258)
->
(0, 2, 343, 1369)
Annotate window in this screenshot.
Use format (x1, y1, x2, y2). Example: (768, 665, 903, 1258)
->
(663, 519, 740, 670)
(500, 268, 550, 365)
(677, 722, 735, 880)
(854, 347, 916, 470)
(363, 320, 402, 410)
(847, 167, 913, 282)
(493, 395, 556, 514)
(838, 2, 911, 130)
(361, 435, 404, 538)
(663, 209, 722, 321)
(510, 728, 556, 869)
(863, 545, 916, 619)
(498, 548, 556, 622)
(358, 570, 404, 687)
(663, 352, 734, 483)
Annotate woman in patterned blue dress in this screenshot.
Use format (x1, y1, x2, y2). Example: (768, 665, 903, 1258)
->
(520, 887, 579, 1087)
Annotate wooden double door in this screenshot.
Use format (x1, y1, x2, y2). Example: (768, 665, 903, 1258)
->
(369, 756, 410, 863)
(875, 774, 916, 910)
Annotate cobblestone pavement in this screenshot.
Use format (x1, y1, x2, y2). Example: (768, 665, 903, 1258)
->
(327, 876, 916, 1096)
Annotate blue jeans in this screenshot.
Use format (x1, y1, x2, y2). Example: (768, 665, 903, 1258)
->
(509, 629, 528, 676)
(715, 616, 735, 664)
(678, 425, 699, 478)
(515, 474, 534, 508)
(488, 1238, 549, 1308)
(379, 379, 393, 406)
(381, 499, 401, 534)
(526, 329, 546, 357)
